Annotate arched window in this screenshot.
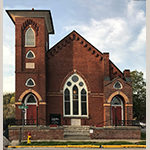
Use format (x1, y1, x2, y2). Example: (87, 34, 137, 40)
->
(73, 85, 79, 115)
(25, 78, 35, 87)
(25, 28, 35, 46)
(111, 96, 122, 105)
(26, 50, 35, 59)
(63, 73, 88, 116)
(113, 81, 122, 89)
(64, 89, 70, 115)
(81, 89, 87, 115)
(26, 94, 37, 104)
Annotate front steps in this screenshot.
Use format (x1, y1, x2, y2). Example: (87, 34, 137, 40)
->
(63, 126, 90, 140)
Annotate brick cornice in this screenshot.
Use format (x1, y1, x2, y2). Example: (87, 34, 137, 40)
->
(47, 31, 103, 63)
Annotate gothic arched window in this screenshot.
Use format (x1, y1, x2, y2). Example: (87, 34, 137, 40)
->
(64, 89, 70, 115)
(113, 81, 122, 89)
(26, 50, 35, 59)
(73, 85, 79, 115)
(25, 78, 35, 87)
(25, 27, 35, 46)
(26, 94, 36, 103)
(81, 89, 87, 115)
(63, 74, 88, 116)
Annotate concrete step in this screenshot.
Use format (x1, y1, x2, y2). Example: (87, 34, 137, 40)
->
(64, 126, 90, 131)
(64, 135, 91, 140)
(64, 132, 89, 136)
(63, 126, 90, 140)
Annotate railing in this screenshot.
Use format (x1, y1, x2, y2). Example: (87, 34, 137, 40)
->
(7, 119, 141, 127)
(8, 118, 46, 126)
(95, 119, 141, 127)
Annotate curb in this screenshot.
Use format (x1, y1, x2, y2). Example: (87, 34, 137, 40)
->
(8, 145, 100, 148)
(8, 145, 146, 148)
(101, 145, 146, 148)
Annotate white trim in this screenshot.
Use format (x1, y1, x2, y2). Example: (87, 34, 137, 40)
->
(25, 78, 35, 87)
(63, 73, 88, 117)
(26, 50, 35, 59)
(25, 27, 36, 47)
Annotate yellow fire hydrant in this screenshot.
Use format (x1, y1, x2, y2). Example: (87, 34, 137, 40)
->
(27, 132, 31, 144)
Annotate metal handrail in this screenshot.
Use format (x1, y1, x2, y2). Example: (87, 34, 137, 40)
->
(7, 119, 141, 127)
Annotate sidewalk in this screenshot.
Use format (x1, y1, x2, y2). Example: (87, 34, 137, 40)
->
(8, 145, 146, 148)
(8, 139, 146, 148)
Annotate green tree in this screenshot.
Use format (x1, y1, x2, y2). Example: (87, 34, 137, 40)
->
(10, 96, 15, 104)
(130, 70, 146, 122)
(3, 92, 15, 119)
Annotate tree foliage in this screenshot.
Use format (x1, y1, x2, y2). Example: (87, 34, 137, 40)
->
(130, 70, 146, 122)
(3, 92, 15, 120)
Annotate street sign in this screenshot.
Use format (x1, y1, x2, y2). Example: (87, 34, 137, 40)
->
(18, 104, 28, 109)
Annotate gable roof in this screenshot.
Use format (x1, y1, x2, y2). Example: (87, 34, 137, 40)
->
(47, 30, 103, 57)
(47, 30, 124, 77)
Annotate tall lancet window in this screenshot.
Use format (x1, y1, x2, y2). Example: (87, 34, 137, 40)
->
(73, 85, 79, 115)
(63, 73, 88, 117)
(64, 89, 70, 115)
(81, 89, 87, 115)
(25, 27, 35, 46)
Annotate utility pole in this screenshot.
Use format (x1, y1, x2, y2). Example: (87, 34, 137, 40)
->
(18, 104, 28, 144)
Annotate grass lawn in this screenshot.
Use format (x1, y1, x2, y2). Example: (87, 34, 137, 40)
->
(141, 132, 146, 140)
(20, 140, 146, 146)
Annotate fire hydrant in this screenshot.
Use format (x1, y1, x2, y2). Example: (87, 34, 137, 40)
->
(27, 132, 31, 144)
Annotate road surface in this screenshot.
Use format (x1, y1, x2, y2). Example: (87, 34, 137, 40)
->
(5, 147, 146, 150)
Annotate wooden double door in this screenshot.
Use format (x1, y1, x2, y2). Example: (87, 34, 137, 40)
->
(26, 105, 37, 124)
(24, 93, 37, 125)
(111, 106, 122, 126)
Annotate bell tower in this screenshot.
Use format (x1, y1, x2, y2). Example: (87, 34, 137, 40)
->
(6, 9, 54, 125)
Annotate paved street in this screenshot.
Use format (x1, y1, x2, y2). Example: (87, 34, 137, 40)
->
(5, 148, 146, 150)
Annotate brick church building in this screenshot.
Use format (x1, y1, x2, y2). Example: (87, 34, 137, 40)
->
(7, 9, 140, 140)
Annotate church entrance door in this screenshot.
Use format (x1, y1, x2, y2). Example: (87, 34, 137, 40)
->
(24, 93, 37, 125)
(111, 95, 124, 126)
(112, 106, 122, 126)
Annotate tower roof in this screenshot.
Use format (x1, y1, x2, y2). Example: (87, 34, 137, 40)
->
(6, 9, 54, 34)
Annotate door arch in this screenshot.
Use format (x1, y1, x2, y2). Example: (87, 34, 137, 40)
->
(111, 95, 124, 126)
(24, 93, 38, 125)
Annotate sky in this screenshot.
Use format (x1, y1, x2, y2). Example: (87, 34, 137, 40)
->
(3, 0, 146, 93)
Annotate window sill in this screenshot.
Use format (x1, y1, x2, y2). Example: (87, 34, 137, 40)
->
(25, 45, 36, 47)
(63, 115, 89, 118)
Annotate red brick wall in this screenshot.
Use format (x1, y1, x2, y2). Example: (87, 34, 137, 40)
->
(90, 127, 141, 139)
(15, 17, 48, 123)
(46, 31, 104, 126)
(8, 126, 140, 141)
(9, 126, 64, 141)
(104, 78, 132, 104)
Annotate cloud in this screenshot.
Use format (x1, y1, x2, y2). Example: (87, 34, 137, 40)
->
(129, 26, 146, 52)
(64, 1, 145, 74)
(3, 45, 15, 67)
(64, 17, 131, 64)
(3, 75, 15, 93)
(3, 44, 15, 93)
